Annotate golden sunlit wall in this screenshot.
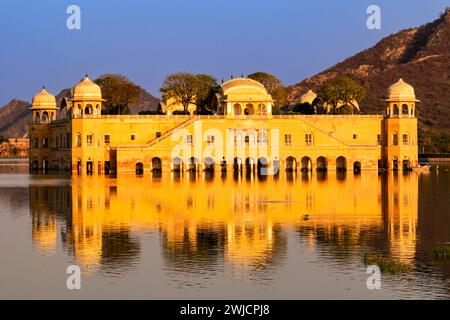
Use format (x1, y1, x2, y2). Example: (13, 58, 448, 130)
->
(28, 77, 418, 173)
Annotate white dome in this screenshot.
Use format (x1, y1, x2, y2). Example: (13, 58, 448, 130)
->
(30, 88, 57, 110)
(73, 76, 103, 101)
(386, 78, 419, 102)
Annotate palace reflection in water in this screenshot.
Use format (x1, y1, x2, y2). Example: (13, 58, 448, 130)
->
(28, 171, 426, 281)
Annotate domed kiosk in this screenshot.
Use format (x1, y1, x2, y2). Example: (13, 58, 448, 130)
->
(66, 75, 105, 118)
(385, 78, 420, 118)
(384, 78, 419, 171)
(213, 78, 274, 117)
(30, 87, 58, 123)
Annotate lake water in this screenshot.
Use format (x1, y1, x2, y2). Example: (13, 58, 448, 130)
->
(0, 162, 449, 299)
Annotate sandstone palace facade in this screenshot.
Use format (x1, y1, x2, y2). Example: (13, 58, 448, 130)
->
(29, 76, 419, 175)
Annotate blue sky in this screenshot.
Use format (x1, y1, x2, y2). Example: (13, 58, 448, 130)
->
(0, 0, 449, 106)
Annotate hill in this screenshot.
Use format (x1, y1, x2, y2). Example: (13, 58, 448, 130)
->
(289, 8, 450, 134)
(0, 99, 31, 138)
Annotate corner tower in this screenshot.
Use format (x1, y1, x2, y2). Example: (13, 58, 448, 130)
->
(384, 78, 419, 170)
(68, 75, 104, 118)
(30, 87, 58, 123)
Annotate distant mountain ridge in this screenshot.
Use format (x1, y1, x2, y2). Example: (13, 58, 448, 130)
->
(0, 99, 31, 138)
(289, 9, 450, 130)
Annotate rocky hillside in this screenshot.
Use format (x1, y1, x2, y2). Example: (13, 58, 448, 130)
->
(0, 100, 31, 138)
(289, 9, 450, 131)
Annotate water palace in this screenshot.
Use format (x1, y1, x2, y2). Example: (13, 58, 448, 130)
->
(28, 76, 419, 174)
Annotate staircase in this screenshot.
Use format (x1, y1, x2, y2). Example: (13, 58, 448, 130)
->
(298, 117, 350, 146)
(145, 116, 199, 147)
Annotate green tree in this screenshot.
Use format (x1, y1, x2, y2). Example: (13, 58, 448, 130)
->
(194, 74, 219, 114)
(0, 136, 8, 144)
(317, 76, 366, 114)
(95, 74, 141, 115)
(160, 73, 199, 114)
(247, 72, 289, 109)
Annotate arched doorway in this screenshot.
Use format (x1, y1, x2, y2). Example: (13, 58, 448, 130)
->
(336, 156, 347, 172)
(245, 157, 255, 172)
(86, 160, 93, 175)
(220, 157, 227, 172)
(353, 161, 362, 174)
(32, 159, 39, 171)
(403, 159, 411, 171)
(152, 157, 162, 172)
(43, 159, 49, 172)
(233, 157, 243, 172)
(136, 162, 144, 175)
(273, 158, 280, 175)
(286, 157, 297, 172)
(257, 157, 268, 175)
(188, 157, 199, 172)
(204, 157, 215, 172)
(172, 157, 183, 172)
(301, 157, 312, 172)
(77, 159, 82, 174)
(317, 157, 328, 172)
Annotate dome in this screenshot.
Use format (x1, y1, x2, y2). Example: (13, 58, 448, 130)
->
(300, 90, 317, 104)
(30, 88, 57, 110)
(73, 76, 103, 100)
(386, 78, 419, 102)
(221, 78, 268, 95)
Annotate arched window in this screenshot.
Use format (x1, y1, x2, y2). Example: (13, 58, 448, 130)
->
(85, 104, 93, 115)
(245, 104, 255, 115)
(393, 104, 399, 116)
(402, 104, 409, 117)
(76, 133, 82, 147)
(41, 111, 49, 123)
(257, 104, 267, 115)
(233, 104, 242, 116)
